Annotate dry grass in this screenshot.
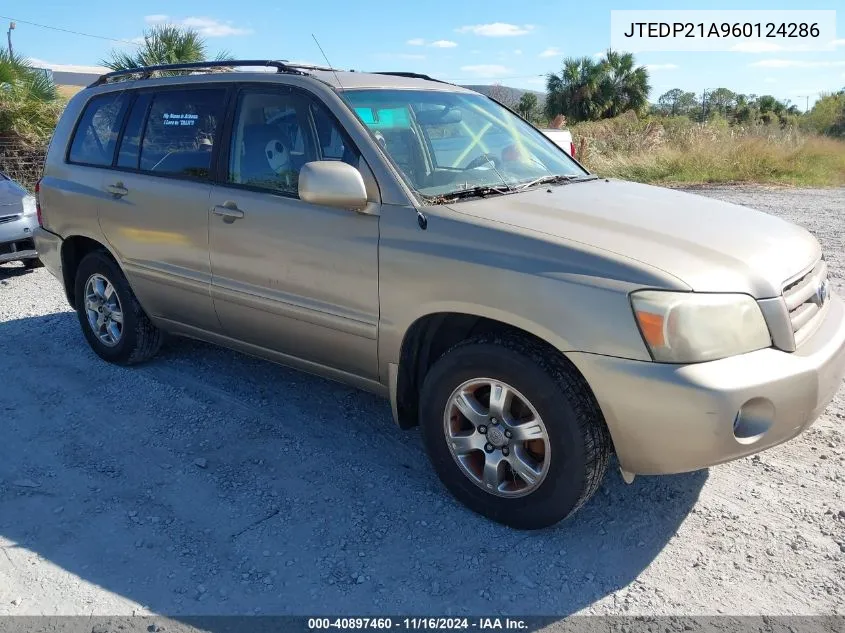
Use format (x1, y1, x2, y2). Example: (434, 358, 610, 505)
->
(571, 112, 845, 187)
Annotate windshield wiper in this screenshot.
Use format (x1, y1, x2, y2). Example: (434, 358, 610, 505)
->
(427, 184, 513, 204)
(516, 174, 581, 191)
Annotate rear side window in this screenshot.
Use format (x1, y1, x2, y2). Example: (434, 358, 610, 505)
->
(68, 92, 128, 166)
(117, 93, 152, 170)
(139, 89, 225, 178)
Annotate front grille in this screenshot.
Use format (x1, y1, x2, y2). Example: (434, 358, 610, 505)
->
(0, 214, 20, 225)
(783, 258, 829, 347)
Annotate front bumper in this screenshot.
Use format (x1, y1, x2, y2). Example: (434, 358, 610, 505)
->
(569, 292, 845, 475)
(0, 213, 39, 264)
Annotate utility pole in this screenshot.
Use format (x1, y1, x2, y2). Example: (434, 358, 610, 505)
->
(797, 95, 809, 112)
(7, 21, 15, 56)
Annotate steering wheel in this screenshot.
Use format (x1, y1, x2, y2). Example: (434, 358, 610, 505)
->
(501, 143, 549, 171)
(464, 153, 501, 170)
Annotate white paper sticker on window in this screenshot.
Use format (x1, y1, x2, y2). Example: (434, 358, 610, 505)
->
(163, 113, 199, 127)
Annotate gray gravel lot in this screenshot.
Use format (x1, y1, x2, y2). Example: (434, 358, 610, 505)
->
(0, 186, 843, 619)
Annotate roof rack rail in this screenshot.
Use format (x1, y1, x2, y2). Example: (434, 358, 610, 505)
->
(89, 59, 307, 87)
(372, 71, 453, 85)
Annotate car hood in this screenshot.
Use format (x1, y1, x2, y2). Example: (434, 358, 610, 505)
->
(0, 179, 27, 212)
(445, 179, 820, 297)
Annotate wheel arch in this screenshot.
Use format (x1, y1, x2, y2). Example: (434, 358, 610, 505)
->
(391, 309, 582, 431)
(60, 234, 122, 309)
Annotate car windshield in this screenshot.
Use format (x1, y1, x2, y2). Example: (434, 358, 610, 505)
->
(341, 89, 588, 199)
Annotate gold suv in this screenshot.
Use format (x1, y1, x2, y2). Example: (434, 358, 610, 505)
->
(35, 61, 845, 529)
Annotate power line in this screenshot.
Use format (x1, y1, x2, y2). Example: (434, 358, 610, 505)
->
(0, 15, 140, 47)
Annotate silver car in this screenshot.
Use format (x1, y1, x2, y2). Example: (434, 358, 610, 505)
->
(0, 172, 41, 268)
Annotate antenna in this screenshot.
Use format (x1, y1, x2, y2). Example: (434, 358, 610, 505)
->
(312, 34, 344, 89)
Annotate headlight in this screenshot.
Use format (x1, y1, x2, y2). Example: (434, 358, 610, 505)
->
(630, 291, 771, 363)
(21, 195, 37, 217)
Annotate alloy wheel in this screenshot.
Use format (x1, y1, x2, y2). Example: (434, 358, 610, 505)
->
(443, 378, 551, 497)
(84, 273, 124, 347)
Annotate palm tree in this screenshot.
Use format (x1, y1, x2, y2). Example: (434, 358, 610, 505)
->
(0, 51, 62, 144)
(545, 56, 607, 123)
(516, 92, 537, 121)
(597, 51, 650, 118)
(103, 25, 231, 71)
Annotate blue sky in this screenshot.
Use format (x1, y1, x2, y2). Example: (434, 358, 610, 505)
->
(7, 0, 843, 108)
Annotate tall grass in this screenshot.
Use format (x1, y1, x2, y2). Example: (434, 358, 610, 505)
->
(571, 112, 845, 187)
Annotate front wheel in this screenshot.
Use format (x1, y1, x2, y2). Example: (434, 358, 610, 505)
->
(74, 250, 163, 365)
(419, 335, 611, 529)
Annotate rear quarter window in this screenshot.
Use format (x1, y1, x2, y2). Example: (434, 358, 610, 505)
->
(68, 92, 129, 166)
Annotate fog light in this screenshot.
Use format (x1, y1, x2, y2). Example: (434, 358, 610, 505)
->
(733, 398, 775, 444)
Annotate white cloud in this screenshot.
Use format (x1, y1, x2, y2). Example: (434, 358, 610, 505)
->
(459, 64, 511, 77)
(456, 23, 534, 37)
(646, 63, 679, 71)
(749, 59, 845, 68)
(514, 49, 523, 55)
(144, 14, 252, 37)
(407, 38, 457, 48)
(539, 47, 562, 58)
(730, 41, 784, 53)
(764, 77, 777, 83)
(592, 51, 605, 59)
(731, 39, 845, 53)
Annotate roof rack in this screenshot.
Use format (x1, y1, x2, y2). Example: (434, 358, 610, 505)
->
(89, 59, 308, 87)
(286, 63, 342, 72)
(372, 71, 452, 85)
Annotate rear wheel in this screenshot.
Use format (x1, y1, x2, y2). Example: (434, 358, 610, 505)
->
(419, 334, 611, 529)
(74, 250, 163, 365)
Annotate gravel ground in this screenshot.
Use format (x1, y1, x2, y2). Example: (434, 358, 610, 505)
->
(0, 186, 843, 620)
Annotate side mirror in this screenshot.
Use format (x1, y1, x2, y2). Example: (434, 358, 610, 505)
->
(298, 161, 368, 211)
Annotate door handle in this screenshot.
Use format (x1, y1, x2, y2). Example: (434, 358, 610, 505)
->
(212, 204, 245, 222)
(106, 183, 129, 198)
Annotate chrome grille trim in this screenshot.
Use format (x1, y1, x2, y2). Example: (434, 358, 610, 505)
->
(782, 259, 829, 347)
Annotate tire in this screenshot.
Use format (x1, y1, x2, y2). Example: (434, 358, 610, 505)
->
(74, 250, 163, 365)
(419, 334, 611, 530)
(23, 258, 44, 269)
